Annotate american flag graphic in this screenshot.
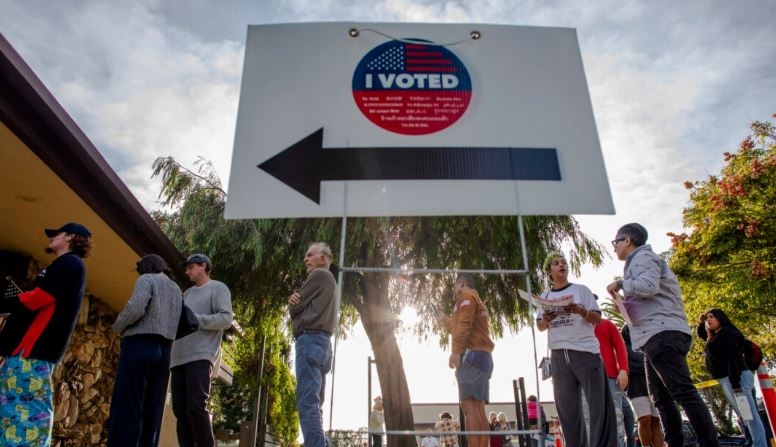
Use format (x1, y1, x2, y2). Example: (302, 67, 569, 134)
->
(352, 38, 472, 135)
(366, 43, 457, 73)
(4, 277, 22, 299)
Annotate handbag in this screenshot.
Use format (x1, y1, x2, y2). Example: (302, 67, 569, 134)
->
(176, 303, 199, 339)
(0, 278, 23, 334)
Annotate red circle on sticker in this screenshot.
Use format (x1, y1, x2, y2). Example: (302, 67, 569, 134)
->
(352, 39, 472, 135)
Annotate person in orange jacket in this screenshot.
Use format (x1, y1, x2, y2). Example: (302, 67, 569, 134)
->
(437, 274, 495, 447)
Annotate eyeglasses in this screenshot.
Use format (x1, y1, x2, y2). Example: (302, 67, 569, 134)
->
(611, 238, 625, 247)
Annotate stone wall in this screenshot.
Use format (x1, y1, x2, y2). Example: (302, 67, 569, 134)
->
(52, 295, 121, 446)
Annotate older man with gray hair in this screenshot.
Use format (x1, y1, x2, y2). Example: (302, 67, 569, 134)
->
(288, 242, 337, 447)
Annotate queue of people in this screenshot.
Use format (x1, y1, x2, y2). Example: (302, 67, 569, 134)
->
(529, 222, 766, 447)
(0, 224, 765, 447)
(295, 224, 759, 447)
(108, 251, 234, 447)
(0, 222, 235, 447)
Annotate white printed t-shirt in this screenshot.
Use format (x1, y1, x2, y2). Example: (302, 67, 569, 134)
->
(536, 283, 600, 353)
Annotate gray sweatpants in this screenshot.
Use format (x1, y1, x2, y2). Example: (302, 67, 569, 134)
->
(551, 349, 617, 447)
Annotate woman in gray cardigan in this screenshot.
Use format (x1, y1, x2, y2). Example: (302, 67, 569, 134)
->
(107, 254, 183, 447)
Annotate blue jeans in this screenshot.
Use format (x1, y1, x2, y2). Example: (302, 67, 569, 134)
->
(608, 378, 626, 447)
(643, 331, 720, 447)
(622, 396, 636, 447)
(107, 334, 172, 447)
(295, 333, 333, 447)
(718, 371, 767, 447)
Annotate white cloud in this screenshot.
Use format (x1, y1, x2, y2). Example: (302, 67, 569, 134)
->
(381, 0, 472, 22)
(587, 52, 698, 229)
(2, 0, 243, 207)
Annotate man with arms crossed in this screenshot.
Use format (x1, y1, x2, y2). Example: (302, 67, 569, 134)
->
(171, 254, 233, 447)
(288, 242, 337, 447)
(438, 273, 495, 447)
(607, 223, 719, 447)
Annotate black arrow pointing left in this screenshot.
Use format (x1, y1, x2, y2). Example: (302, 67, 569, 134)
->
(258, 128, 561, 204)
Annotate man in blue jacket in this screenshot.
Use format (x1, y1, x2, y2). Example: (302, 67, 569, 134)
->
(607, 223, 719, 447)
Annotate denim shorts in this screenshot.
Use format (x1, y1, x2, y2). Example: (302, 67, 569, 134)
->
(629, 396, 659, 418)
(456, 350, 493, 402)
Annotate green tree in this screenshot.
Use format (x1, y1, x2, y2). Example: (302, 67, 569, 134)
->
(669, 117, 776, 432)
(599, 299, 626, 326)
(151, 156, 606, 447)
(669, 117, 776, 358)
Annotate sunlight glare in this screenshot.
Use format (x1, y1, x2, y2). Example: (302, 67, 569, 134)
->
(399, 306, 419, 326)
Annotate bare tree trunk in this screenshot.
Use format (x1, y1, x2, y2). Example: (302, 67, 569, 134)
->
(354, 274, 417, 447)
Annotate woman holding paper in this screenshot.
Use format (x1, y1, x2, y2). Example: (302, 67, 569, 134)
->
(697, 309, 766, 447)
(535, 252, 617, 447)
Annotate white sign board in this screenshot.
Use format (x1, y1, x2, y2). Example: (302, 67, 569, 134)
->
(225, 22, 614, 218)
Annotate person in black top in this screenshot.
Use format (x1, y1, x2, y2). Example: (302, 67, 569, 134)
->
(0, 222, 92, 446)
(698, 309, 767, 447)
(621, 324, 663, 447)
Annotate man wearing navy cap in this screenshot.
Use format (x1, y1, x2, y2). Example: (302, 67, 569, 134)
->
(171, 253, 233, 447)
(0, 222, 92, 445)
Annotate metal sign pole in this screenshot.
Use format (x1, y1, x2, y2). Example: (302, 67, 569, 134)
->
(328, 183, 349, 432)
(517, 215, 545, 446)
(249, 335, 267, 447)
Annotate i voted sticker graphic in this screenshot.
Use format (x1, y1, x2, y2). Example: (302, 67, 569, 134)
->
(352, 39, 472, 135)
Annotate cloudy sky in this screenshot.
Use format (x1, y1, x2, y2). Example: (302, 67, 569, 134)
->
(2, 0, 775, 431)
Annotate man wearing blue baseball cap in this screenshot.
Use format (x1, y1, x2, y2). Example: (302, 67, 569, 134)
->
(0, 222, 92, 445)
(170, 253, 233, 447)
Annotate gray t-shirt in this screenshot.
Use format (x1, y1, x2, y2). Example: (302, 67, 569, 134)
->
(171, 279, 233, 367)
(536, 283, 601, 353)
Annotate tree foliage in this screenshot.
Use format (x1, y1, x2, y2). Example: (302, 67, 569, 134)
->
(150, 155, 606, 446)
(336, 213, 605, 340)
(668, 117, 776, 362)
